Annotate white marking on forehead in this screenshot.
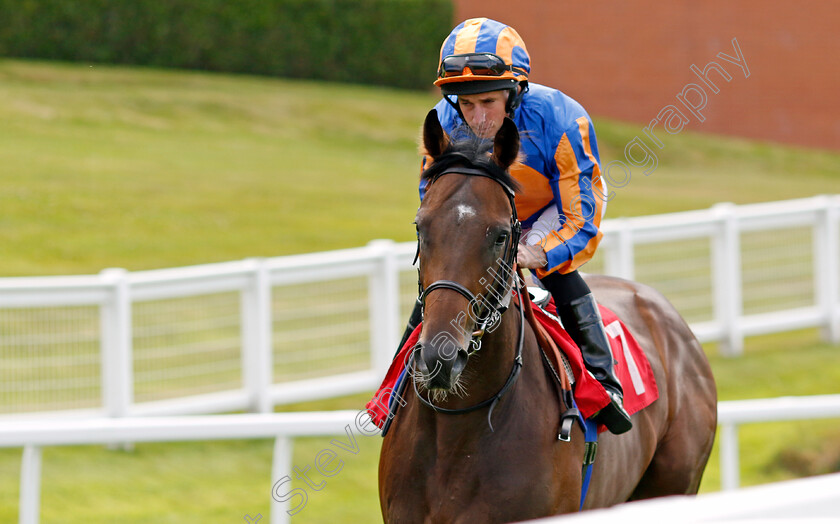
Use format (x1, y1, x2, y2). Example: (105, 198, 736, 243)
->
(456, 204, 477, 223)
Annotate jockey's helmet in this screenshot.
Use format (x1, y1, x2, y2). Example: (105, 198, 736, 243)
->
(434, 18, 530, 111)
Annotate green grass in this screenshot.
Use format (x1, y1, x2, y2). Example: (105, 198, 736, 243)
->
(0, 59, 428, 276)
(1, 59, 839, 523)
(2, 58, 839, 276)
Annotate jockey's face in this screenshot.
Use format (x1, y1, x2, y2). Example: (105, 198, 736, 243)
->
(457, 89, 510, 139)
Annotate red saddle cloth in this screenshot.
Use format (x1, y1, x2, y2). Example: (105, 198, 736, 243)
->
(366, 301, 659, 431)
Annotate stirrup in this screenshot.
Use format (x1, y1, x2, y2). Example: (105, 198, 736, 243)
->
(595, 391, 633, 435)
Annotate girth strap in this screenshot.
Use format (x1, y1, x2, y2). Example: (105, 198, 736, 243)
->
(518, 274, 599, 510)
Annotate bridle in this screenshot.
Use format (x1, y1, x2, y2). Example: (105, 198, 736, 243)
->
(412, 165, 525, 425)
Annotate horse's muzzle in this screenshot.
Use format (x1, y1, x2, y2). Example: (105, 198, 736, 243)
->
(414, 340, 468, 392)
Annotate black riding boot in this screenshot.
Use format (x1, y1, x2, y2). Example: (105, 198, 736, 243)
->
(556, 294, 633, 434)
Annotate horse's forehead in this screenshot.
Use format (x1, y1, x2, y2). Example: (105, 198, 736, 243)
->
(454, 204, 477, 224)
(418, 176, 509, 227)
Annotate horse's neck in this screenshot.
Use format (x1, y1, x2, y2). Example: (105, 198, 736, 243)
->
(459, 303, 552, 414)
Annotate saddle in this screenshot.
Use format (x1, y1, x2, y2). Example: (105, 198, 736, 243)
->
(524, 288, 659, 425)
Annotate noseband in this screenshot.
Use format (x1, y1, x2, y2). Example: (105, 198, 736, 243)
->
(413, 166, 525, 424)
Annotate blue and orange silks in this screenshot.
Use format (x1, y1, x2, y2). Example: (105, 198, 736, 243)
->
(420, 83, 607, 277)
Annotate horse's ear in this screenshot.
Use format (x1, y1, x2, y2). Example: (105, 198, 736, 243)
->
(492, 117, 520, 170)
(423, 109, 448, 159)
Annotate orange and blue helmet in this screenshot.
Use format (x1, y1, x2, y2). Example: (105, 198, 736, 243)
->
(434, 18, 531, 97)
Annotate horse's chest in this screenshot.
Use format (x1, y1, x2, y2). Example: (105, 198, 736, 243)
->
(418, 446, 559, 519)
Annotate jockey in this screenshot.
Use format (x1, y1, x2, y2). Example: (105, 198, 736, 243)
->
(401, 17, 632, 434)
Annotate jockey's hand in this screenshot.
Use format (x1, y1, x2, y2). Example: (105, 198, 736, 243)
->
(516, 243, 547, 269)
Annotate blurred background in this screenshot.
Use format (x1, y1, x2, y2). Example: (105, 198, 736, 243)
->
(0, 1, 838, 523)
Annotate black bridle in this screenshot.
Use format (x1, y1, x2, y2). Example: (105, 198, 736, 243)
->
(412, 166, 525, 426)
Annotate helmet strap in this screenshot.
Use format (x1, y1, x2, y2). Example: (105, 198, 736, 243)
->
(443, 94, 465, 121)
(506, 81, 528, 118)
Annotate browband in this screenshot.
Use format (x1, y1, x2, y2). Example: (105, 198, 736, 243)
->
(436, 166, 518, 201)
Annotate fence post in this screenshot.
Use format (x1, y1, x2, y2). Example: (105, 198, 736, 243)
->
(241, 258, 273, 413)
(271, 437, 294, 524)
(604, 219, 634, 280)
(19, 445, 41, 524)
(368, 240, 400, 377)
(719, 422, 740, 491)
(815, 196, 840, 344)
(711, 203, 744, 356)
(99, 268, 133, 417)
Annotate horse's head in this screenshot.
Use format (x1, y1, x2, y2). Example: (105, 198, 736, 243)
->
(413, 109, 521, 396)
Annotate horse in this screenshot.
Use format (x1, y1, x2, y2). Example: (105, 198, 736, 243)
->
(377, 110, 718, 523)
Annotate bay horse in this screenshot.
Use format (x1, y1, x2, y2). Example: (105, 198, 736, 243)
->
(378, 110, 717, 523)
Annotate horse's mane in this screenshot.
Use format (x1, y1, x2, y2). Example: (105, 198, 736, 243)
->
(421, 126, 520, 194)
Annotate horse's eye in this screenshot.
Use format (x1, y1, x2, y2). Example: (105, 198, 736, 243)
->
(495, 232, 509, 246)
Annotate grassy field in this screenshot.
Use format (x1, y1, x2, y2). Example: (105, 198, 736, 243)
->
(2, 58, 839, 277)
(1, 59, 839, 523)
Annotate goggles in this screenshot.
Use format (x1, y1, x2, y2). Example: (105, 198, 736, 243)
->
(437, 53, 523, 79)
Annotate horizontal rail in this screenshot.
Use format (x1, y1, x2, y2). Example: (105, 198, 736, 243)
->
(3, 395, 837, 448)
(0, 410, 363, 447)
(717, 393, 840, 424)
(533, 472, 840, 523)
(2, 395, 840, 523)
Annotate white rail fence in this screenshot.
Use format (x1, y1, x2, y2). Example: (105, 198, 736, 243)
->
(535, 472, 840, 523)
(2, 395, 840, 524)
(0, 410, 361, 524)
(1, 195, 838, 419)
(0, 241, 413, 418)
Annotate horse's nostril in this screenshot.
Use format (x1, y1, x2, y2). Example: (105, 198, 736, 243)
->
(423, 359, 444, 384)
(414, 351, 430, 376)
(414, 345, 445, 383)
(419, 349, 469, 393)
(450, 349, 468, 383)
